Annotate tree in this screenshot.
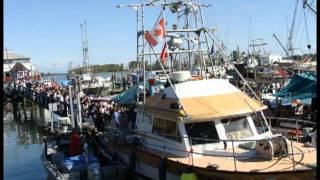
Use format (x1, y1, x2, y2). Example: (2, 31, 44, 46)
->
(128, 60, 139, 70)
(232, 50, 239, 61)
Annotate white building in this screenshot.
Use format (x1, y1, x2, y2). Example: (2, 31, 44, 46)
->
(3, 50, 39, 81)
(260, 54, 283, 65)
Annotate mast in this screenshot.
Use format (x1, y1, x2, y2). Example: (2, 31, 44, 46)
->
(247, 16, 252, 57)
(303, 0, 316, 15)
(118, 0, 212, 102)
(142, 5, 146, 104)
(273, 34, 290, 57)
(5, 47, 9, 60)
(80, 21, 90, 74)
(288, 0, 299, 58)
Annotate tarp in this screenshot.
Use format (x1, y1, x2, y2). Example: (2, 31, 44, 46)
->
(61, 80, 71, 87)
(112, 85, 139, 104)
(273, 73, 316, 100)
(112, 81, 164, 105)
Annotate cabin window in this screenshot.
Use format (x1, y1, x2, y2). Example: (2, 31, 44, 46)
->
(185, 121, 219, 145)
(252, 113, 269, 134)
(136, 112, 153, 133)
(152, 117, 181, 142)
(221, 116, 253, 140)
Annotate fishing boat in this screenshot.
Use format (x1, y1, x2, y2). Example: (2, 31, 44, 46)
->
(99, 1, 316, 179)
(67, 21, 112, 97)
(41, 130, 128, 180)
(80, 74, 112, 96)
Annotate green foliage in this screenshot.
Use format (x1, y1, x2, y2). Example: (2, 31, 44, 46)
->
(72, 63, 125, 74)
(128, 60, 140, 70)
(232, 50, 239, 61)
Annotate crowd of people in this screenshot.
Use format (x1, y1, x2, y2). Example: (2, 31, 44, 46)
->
(82, 97, 136, 132)
(10, 79, 137, 133)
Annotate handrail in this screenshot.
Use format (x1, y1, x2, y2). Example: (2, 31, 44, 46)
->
(265, 116, 317, 125)
(103, 127, 315, 172)
(102, 122, 316, 144)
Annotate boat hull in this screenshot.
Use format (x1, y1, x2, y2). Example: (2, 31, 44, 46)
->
(110, 143, 316, 180)
(82, 87, 110, 96)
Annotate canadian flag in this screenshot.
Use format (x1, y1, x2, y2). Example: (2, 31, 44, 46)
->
(144, 18, 166, 47)
(160, 42, 168, 64)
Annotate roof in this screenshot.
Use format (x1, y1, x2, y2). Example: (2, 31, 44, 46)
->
(143, 79, 267, 121)
(10, 62, 38, 71)
(3, 64, 15, 72)
(3, 50, 30, 60)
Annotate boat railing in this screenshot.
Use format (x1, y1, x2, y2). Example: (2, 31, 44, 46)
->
(265, 116, 316, 142)
(102, 125, 316, 172)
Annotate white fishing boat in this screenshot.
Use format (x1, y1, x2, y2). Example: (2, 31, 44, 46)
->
(80, 74, 112, 96)
(103, 71, 316, 179)
(99, 1, 317, 179)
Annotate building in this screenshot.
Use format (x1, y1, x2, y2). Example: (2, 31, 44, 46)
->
(3, 50, 40, 81)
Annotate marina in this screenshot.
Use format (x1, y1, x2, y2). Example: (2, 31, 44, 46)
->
(3, 0, 317, 180)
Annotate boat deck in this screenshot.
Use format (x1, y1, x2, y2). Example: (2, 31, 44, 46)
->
(168, 142, 316, 172)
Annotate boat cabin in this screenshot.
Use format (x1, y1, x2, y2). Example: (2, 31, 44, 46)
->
(134, 74, 272, 157)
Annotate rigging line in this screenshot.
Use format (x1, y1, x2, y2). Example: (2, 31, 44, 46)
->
(208, 32, 263, 105)
(148, 44, 190, 120)
(292, 7, 305, 50)
(303, 8, 310, 46)
(247, 16, 252, 55)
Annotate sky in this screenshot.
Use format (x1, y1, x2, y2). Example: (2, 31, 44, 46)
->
(4, 0, 317, 73)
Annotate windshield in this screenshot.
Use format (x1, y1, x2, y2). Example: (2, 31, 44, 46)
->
(185, 121, 219, 145)
(221, 116, 253, 140)
(252, 112, 269, 134)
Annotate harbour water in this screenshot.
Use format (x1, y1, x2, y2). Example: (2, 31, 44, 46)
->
(4, 109, 47, 180)
(3, 71, 128, 180)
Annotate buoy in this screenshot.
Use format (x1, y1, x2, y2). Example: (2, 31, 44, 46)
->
(159, 156, 167, 180)
(180, 166, 197, 180)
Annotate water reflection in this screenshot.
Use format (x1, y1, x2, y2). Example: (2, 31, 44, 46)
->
(4, 104, 48, 180)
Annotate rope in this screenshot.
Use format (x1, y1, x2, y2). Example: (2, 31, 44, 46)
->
(303, 8, 310, 48)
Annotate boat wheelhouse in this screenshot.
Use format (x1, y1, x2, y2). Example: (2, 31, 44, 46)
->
(134, 77, 272, 157)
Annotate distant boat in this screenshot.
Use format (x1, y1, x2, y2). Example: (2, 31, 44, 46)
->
(80, 74, 112, 97)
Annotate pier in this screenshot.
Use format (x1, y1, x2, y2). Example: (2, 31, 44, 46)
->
(4, 79, 136, 136)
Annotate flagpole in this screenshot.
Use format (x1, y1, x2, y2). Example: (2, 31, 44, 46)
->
(149, 45, 189, 120)
(142, 5, 146, 104)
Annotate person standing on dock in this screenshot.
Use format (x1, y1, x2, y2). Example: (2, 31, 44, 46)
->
(69, 128, 82, 156)
(96, 106, 105, 132)
(128, 107, 136, 131)
(112, 107, 120, 128)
